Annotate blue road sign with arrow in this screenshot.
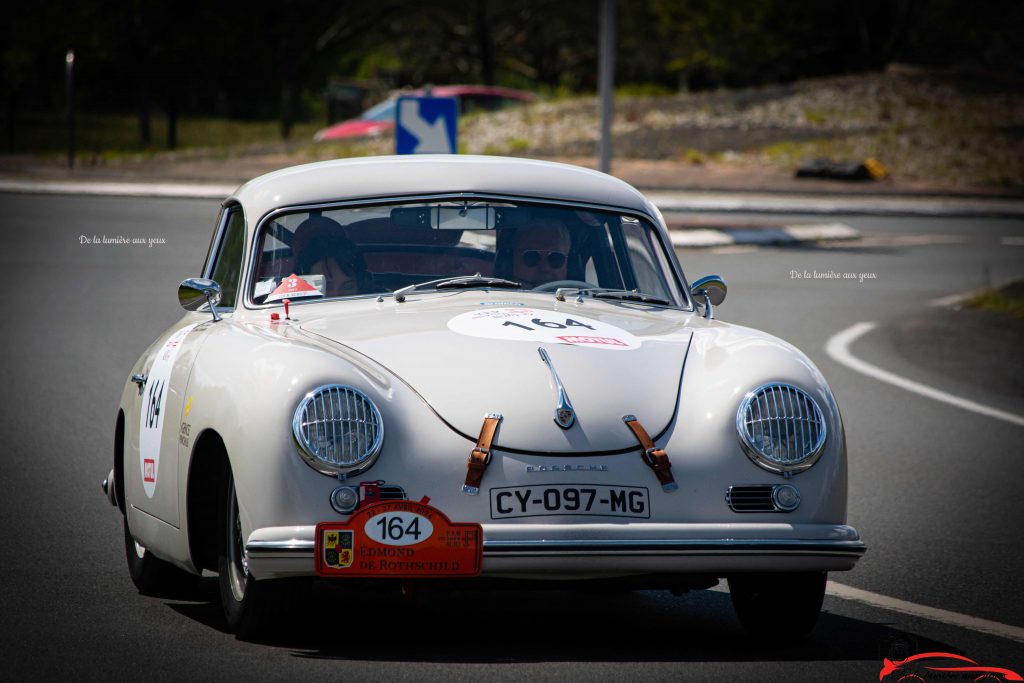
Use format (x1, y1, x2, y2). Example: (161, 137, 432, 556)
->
(395, 96, 458, 154)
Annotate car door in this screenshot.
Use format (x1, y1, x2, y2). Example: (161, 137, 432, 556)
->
(130, 320, 208, 527)
(128, 205, 247, 527)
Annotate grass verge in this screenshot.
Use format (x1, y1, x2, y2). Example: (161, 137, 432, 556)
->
(965, 280, 1024, 319)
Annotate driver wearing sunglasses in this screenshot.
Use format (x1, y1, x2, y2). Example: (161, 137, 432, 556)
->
(511, 219, 571, 289)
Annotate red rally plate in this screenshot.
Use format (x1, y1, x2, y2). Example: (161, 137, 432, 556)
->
(315, 499, 483, 578)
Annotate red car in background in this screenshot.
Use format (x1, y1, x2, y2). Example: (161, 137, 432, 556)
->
(313, 85, 535, 141)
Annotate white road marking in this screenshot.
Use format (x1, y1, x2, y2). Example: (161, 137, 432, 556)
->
(669, 222, 860, 248)
(928, 291, 977, 307)
(856, 234, 969, 247)
(724, 227, 794, 244)
(649, 192, 1024, 217)
(707, 245, 759, 255)
(783, 223, 861, 241)
(827, 581, 1024, 644)
(825, 322, 1024, 427)
(1001, 237, 1024, 246)
(0, 179, 236, 199)
(670, 229, 734, 247)
(711, 580, 1024, 643)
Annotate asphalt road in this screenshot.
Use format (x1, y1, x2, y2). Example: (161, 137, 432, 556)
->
(1, 193, 1022, 681)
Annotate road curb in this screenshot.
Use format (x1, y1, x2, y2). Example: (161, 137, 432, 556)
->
(2, 177, 1018, 224)
(647, 191, 1024, 218)
(0, 178, 861, 247)
(668, 222, 860, 248)
(0, 179, 238, 200)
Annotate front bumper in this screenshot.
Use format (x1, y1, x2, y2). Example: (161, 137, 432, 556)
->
(245, 522, 865, 580)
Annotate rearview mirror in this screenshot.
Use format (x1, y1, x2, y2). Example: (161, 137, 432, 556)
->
(436, 206, 491, 230)
(390, 204, 531, 230)
(391, 205, 493, 230)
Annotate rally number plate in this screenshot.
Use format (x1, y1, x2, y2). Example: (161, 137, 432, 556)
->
(489, 484, 651, 519)
(315, 500, 482, 578)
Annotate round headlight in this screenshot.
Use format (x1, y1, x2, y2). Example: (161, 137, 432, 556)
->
(736, 382, 826, 474)
(293, 385, 383, 476)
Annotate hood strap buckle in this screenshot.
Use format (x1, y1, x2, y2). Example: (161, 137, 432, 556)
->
(463, 413, 503, 495)
(622, 415, 678, 492)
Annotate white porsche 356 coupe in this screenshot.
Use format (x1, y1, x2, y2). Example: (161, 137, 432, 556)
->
(103, 155, 863, 638)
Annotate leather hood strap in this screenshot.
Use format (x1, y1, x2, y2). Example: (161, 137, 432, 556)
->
(463, 413, 502, 495)
(623, 415, 678, 492)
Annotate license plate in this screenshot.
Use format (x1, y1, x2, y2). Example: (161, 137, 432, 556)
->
(489, 484, 651, 519)
(316, 500, 482, 577)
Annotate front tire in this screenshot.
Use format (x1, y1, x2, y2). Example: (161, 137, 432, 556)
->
(728, 572, 827, 638)
(217, 468, 294, 639)
(124, 515, 197, 596)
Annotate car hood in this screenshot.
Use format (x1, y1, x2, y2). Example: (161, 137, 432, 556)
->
(298, 295, 692, 453)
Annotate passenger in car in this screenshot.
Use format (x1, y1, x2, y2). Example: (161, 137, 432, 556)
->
(295, 230, 370, 297)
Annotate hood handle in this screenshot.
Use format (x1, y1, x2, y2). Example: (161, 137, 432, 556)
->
(538, 347, 576, 430)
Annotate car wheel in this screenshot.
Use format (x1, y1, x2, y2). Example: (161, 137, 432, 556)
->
(123, 515, 197, 596)
(217, 468, 295, 639)
(728, 571, 827, 638)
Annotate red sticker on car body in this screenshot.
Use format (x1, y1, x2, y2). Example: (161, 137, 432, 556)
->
(315, 500, 482, 578)
(555, 335, 628, 346)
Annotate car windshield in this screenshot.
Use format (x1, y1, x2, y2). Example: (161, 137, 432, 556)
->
(250, 200, 684, 306)
(361, 99, 396, 122)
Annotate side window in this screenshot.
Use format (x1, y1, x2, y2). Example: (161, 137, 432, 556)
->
(620, 218, 677, 302)
(207, 207, 246, 309)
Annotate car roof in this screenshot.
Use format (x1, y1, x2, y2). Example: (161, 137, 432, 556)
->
(228, 155, 659, 227)
(414, 85, 535, 101)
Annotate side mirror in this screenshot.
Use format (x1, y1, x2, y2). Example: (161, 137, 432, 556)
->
(690, 275, 727, 320)
(179, 278, 223, 322)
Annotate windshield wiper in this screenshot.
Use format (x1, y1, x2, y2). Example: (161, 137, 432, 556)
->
(436, 276, 521, 290)
(588, 289, 671, 305)
(393, 274, 521, 302)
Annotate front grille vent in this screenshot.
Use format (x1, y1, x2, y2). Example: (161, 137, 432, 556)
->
(379, 485, 406, 501)
(726, 485, 776, 512)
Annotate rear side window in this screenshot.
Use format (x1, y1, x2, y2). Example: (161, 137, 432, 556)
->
(207, 207, 246, 309)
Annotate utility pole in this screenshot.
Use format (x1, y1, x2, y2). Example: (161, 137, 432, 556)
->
(597, 0, 615, 174)
(65, 49, 75, 169)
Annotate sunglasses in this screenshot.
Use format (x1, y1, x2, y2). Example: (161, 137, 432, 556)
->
(521, 250, 567, 268)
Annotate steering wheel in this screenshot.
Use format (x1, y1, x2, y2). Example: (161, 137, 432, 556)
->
(532, 280, 597, 292)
